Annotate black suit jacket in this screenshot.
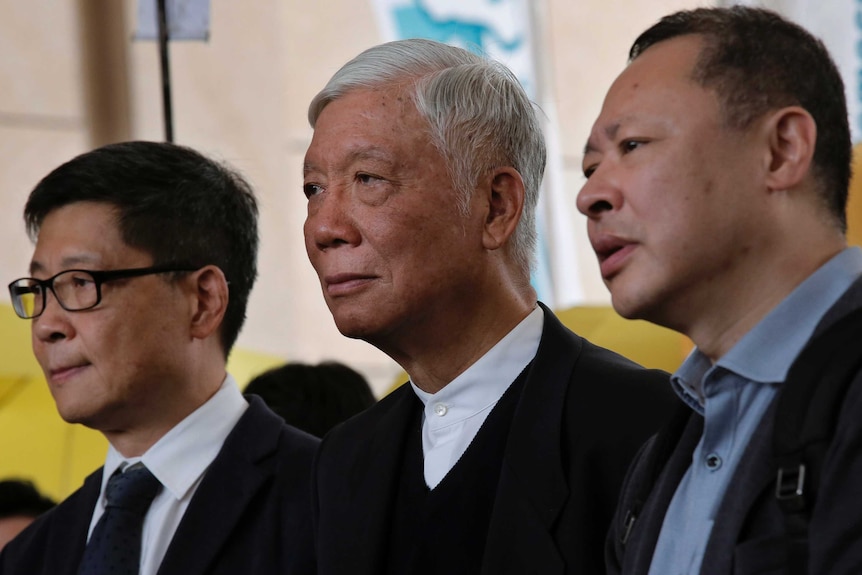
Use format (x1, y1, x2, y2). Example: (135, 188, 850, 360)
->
(607, 276, 862, 575)
(313, 303, 677, 575)
(0, 396, 319, 575)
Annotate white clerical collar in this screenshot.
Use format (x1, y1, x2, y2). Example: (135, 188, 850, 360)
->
(408, 306, 543, 488)
(409, 306, 543, 430)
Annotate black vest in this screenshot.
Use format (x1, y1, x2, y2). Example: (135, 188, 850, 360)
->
(385, 366, 530, 575)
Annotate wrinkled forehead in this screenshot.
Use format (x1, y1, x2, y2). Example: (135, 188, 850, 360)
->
(308, 87, 431, 150)
(312, 74, 422, 125)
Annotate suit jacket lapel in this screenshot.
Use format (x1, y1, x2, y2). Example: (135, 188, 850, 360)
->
(339, 385, 418, 575)
(156, 398, 283, 575)
(43, 469, 102, 575)
(700, 400, 778, 575)
(626, 413, 703, 575)
(815, 275, 862, 335)
(482, 304, 574, 574)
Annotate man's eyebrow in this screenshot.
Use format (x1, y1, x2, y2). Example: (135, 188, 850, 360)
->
(29, 254, 102, 275)
(304, 147, 396, 176)
(583, 122, 621, 156)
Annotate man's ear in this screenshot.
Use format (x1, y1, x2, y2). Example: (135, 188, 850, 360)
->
(482, 167, 526, 251)
(187, 265, 229, 341)
(764, 106, 817, 191)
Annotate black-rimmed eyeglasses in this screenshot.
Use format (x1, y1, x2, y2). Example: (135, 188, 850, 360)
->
(7, 265, 198, 319)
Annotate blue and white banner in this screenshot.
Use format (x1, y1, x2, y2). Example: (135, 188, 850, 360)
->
(372, 0, 585, 308)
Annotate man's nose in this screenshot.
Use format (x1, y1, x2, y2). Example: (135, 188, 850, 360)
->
(576, 168, 623, 218)
(32, 291, 73, 343)
(304, 189, 361, 251)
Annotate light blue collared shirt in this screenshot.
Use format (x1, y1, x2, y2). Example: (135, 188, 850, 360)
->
(648, 247, 862, 575)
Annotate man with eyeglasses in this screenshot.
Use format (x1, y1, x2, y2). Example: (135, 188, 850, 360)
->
(0, 141, 318, 575)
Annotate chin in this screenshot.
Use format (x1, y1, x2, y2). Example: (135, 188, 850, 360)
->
(336, 327, 370, 341)
(332, 315, 379, 341)
(337, 319, 402, 358)
(614, 293, 683, 336)
(54, 405, 90, 426)
(52, 396, 102, 428)
(610, 288, 654, 322)
(608, 283, 634, 316)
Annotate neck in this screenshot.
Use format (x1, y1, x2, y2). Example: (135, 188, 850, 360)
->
(104, 361, 227, 457)
(384, 291, 537, 394)
(677, 233, 845, 362)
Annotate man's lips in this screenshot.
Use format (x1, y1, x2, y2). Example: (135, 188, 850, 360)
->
(48, 362, 91, 384)
(590, 234, 637, 279)
(323, 273, 377, 296)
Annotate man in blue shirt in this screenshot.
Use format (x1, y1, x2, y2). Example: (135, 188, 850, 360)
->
(578, 6, 862, 575)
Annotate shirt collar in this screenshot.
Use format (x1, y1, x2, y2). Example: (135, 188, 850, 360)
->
(102, 374, 249, 501)
(409, 305, 543, 429)
(672, 247, 862, 409)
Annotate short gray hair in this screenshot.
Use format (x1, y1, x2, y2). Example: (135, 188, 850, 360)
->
(308, 38, 547, 274)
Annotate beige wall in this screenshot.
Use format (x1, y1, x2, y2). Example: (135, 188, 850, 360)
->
(0, 0, 710, 394)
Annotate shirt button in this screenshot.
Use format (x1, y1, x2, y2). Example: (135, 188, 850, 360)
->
(706, 453, 722, 470)
(433, 403, 448, 417)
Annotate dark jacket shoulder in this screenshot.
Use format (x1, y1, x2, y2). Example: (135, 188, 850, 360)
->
(0, 396, 319, 575)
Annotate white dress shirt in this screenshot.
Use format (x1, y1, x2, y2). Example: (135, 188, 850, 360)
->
(410, 306, 543, 489)
(87, 374, 248, 575)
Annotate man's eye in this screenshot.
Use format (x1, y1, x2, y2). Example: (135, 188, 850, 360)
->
(583, 164, 597, 179)
(303, 183, 323, 198)
(68, 274, 95, 288)
(356, 173, 380, 185)
(621, 140, 644, 153)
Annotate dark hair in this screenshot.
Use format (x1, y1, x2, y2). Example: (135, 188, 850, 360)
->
(0, 479, 55, 519)
(245, 361, 376, 437)
(24, 141, 259, 354)
(630, 6, 852, 231)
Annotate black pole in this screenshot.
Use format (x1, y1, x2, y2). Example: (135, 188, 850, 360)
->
(157, 0, 174, 142)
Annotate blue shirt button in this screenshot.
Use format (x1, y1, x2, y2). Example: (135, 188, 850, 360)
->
(705, 453, 722, 470)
